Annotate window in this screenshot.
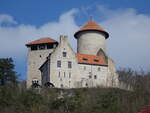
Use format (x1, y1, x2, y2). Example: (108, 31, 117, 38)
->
(63, 52, 67, 57)
(68, 61, 72, 68)
(94, 75, 97, 79)
(39, 55, 42, 58)
(58, 72, 60, 77)
(32, 80, 38, 84)
(53, 44, 56, 48)
(47, 44, 53, 49)
(94, 59, 99, 62)
(85, 83, 88, 87)
(57, 60, 61, 67)
(89, 75, 92, 79)
(84, 66, 86, 70)
(64, 72, 66, 78)
(39, 45, 45, 50)
(31, 45, 37, 50)
(83, 58, 88, 61)
(61, 84, 63, 88)
(98, 67, 101, 71)
(69, 72, 71, 78)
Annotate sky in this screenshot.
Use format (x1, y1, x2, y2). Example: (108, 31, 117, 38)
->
(0, 0, 150, 80)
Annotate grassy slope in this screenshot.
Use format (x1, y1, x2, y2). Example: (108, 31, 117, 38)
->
(0, 85, 150, 113)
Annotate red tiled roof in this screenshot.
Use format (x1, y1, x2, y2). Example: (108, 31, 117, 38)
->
(74, 20, 109, 39)
(26, 37, 58, 46)
(76, 53, 107, 66)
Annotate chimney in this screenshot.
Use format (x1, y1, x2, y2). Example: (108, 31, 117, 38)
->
(60, 35, 68, 44)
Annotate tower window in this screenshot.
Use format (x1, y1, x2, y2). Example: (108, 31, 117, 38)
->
(39, 45, 45, 50)
(32, 79, 39, 88)
(31, 45, 37, 50)
(47, 44, 53, 49)
(63, 52, 67, 57)
(53, 44, 56, 48)
(68, 61, 72, 68)
(57, 60, 61, 67)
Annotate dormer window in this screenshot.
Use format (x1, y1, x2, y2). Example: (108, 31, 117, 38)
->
(63, 52, 67, 57)
(83, 58, 88, 61)
(94, 59, 99, 62)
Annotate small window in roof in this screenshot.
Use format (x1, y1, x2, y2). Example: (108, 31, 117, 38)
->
(94, 59, 99, 62)
(83, 58, 88, 61)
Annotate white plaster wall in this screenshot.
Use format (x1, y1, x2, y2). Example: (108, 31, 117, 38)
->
(49, 36, 81, 88)
(77, 31, 106, 55)
(78, 64, 108, 87)
(27, 48, 54, 88)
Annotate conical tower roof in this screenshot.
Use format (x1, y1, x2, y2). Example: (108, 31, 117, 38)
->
(74, 20, 109, 39)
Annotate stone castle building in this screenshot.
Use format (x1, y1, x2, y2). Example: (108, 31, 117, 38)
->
(26, 20, 119, 88)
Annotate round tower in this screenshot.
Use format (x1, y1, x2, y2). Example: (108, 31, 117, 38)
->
(74, 20, 109, 55)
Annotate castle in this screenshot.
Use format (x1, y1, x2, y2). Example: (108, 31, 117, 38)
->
(26, 20, 119, 88)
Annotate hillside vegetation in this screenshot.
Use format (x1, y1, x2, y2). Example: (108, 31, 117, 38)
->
(0, 58, 150, 113)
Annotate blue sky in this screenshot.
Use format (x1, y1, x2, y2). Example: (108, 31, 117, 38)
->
(0, 0, 150, 80)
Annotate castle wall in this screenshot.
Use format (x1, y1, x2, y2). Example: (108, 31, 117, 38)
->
(27, 48, 54, 88)
(77, 31, 106, 55)
(38, 36, 118, 89)
(49, 36, 81, 88)
(78, 64, 108, 87)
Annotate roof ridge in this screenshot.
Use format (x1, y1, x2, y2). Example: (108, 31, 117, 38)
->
(26, 37, 58, 46)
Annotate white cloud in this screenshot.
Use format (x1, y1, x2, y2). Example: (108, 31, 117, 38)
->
(0, 9, 78, 59)
(97, 6, 150, 71)
(0, 6, 150, 74)
(0, 14, 17, 25)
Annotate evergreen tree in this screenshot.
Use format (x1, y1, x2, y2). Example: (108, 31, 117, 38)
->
(0, 58, 17, 85)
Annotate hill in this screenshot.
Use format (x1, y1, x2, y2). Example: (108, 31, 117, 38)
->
(0, 85, 150, 113)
